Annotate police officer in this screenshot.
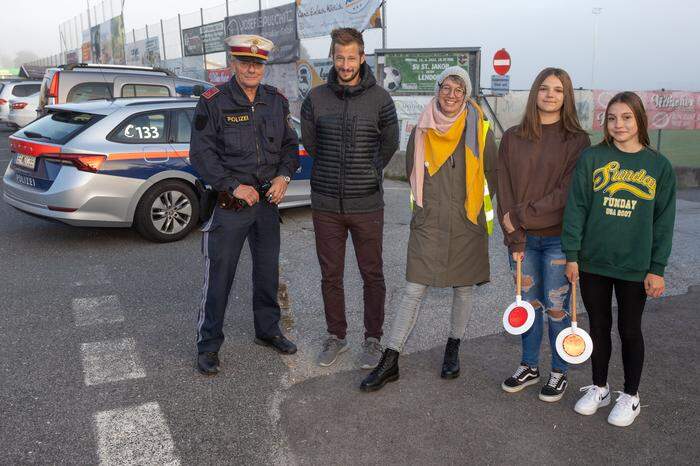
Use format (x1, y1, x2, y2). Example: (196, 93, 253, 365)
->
(190, 34, 300, 376)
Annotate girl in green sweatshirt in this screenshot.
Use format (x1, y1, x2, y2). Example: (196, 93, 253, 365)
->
(562, 91, 676, 428)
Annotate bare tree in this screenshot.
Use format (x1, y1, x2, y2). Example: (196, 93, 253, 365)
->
(13, 51, 40, 67)
(0, 54, 13, 68)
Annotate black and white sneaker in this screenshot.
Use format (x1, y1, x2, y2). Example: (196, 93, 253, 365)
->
(538, 371, 568, 402)
(501, 365, 540, 393)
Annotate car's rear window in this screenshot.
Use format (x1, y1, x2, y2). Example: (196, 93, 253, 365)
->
(16, 111, 103, 144)
(121, 84, 170, 98)
(12, 84, 41, 97)
(67, 82, 113, 103)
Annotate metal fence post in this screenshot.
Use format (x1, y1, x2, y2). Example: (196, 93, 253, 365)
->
(178, 14, 185, 59)
(381, 0, 387, 48)
(87, 2, 93, 63)
(161, 19, 167, 61)
(201, 8, 207, 71)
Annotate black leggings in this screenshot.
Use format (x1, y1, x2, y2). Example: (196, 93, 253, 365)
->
(579, 271, 647, 395)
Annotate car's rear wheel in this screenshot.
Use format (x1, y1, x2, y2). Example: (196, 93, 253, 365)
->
(134, 180, 199, 242)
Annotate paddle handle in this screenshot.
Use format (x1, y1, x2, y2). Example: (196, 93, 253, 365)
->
(571, 280, 577, 323)
(516, 256, 522, 297)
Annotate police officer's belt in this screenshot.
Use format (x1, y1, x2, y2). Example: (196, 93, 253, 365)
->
(217, 182, 273, 210)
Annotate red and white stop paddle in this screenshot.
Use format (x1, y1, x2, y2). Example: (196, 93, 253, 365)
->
(555, 280, 593, 364)
(503, 256, 535, 335)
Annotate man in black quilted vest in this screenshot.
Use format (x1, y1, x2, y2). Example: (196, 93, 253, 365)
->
(301, 28, 399, 369)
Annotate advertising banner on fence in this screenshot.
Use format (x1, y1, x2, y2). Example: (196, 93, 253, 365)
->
(125, 40, 144, 66)
(125, 37, 160, 67)
(264, 62, 300, 101)
(111, 15, 126, 65)
(144, 37, 161, 66)
(81, 29, 91, 62)
(183, 20, 226, 56)
(593, 90, 700, 130)
(207, 68, 232, 85)
(380, 50, 478, 96)
(89, 15, 126, 65)
(392, 95, 433, 151)
(81, 42, 91, 62)
(65, 50, 80, 65)
(296, 0, 382, 39)
(159, 57, 207, 81)
(296, 58, 332, 100)
(226, 2, 298, 64)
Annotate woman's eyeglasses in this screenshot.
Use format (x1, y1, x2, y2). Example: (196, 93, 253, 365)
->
(439, 85, 466, 98)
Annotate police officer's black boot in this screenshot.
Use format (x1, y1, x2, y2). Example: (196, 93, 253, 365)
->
(360, 348, 399, 392)
(197, 352, 220, 376)
(254, 335, 298, 354)
(441, 338, 460, 379)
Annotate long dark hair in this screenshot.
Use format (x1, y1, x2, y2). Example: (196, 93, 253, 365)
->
(602, 91, 651, 147)
(517, 67, 587, 141)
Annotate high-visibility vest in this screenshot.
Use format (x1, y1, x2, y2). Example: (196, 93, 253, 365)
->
(481, 120, 494, 235)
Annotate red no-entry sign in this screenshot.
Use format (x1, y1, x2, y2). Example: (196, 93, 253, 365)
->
(493, 49, 511, 76)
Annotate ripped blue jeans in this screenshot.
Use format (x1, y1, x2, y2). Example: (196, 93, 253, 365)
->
(509, 235, 571, 373)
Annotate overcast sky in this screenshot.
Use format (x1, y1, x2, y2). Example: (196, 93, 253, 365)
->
(1, 0, 697, 91)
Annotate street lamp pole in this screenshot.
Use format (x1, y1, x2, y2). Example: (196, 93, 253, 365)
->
(591, 7, 603, 89)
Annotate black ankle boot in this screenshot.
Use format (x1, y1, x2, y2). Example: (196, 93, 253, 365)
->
(360, 348, 399, 392)
(441, 338, 460, 379)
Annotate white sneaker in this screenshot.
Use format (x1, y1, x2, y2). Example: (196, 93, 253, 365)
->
(607, 392, 641, 427)
(574, 384, 611, 415)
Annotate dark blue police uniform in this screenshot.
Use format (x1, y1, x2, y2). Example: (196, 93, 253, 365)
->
(190, 78, 299, 355)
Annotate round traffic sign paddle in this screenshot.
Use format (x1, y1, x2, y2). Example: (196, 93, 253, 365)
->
(503, 255, 535, 335)
(493, 49, 511, 76)
(555, 281, 593, 364)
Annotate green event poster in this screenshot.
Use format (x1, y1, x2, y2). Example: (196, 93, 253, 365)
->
(382, 51, 475, 94)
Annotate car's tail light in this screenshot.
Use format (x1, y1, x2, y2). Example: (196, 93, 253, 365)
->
(0, 99, 7, 105)
(44, 153, 107, 173)
(11, 102, 28, 110)
(48, 72, 60, 104)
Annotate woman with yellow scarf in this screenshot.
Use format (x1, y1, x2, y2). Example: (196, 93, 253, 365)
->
(361, 67, 497, 392)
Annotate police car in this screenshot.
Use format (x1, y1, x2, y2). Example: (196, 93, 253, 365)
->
(3, 98, 311, 242)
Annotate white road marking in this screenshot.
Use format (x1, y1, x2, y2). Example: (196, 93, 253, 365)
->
(95, 402, 180, 465)
(80, 338, 146, 386)
(72, 295, 123, 326)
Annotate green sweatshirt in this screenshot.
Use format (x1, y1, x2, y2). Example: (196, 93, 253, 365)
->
(562, 143, 676, 282)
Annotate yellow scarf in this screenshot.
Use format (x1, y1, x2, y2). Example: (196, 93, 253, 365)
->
(424, 110, 466, 176)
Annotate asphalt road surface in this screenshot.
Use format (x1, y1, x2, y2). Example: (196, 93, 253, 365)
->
(1, 126, 698, 464)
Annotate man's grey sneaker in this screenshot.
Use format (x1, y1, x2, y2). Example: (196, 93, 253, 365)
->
(539, 371, 568, 402)
(359, 337, 383, 369)
(317, 335, 348, 367)
(501, 365, 540, 393)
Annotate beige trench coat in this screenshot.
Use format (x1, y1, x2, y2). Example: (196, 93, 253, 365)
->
(405, 127, 498, 287)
